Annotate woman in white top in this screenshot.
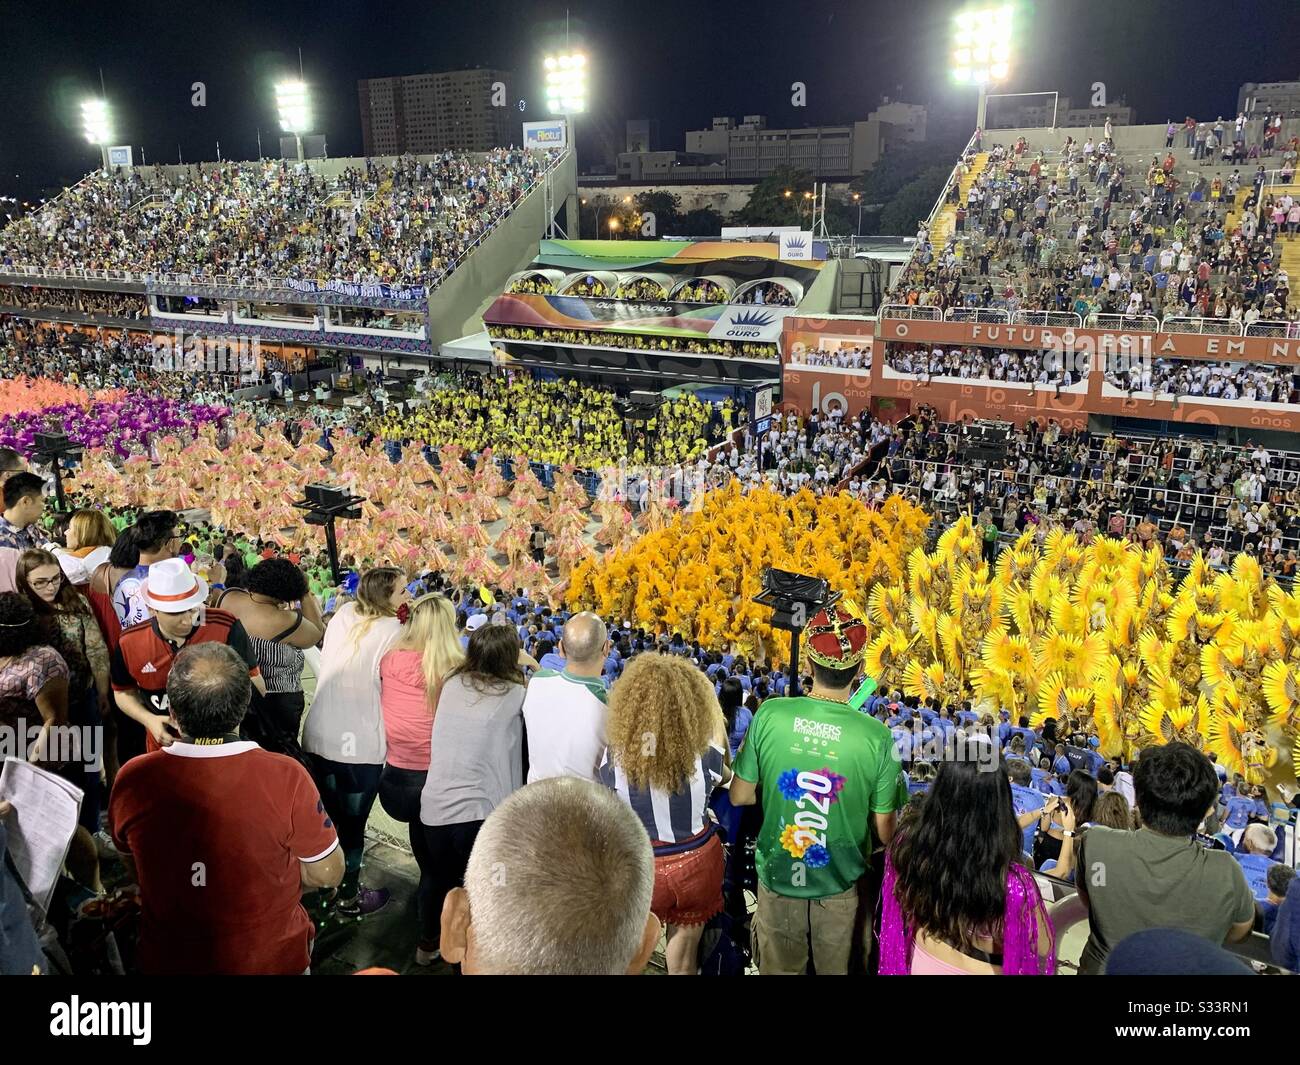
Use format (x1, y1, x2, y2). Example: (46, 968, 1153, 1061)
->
(303, 566, 409, 916)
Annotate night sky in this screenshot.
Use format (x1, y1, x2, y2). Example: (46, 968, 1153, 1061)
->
(2, 0, 1298, 202)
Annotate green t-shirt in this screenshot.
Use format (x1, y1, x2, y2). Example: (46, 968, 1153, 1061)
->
(983, 522, 1000, 542)
(733, 695, 902, 899)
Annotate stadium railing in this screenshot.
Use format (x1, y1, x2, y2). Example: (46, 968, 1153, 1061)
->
(1246, 320, 1300, 339)
(1012, 310, 1082, 328)
(879, 304, 942, 321)
(945, 307, 1010, 324)
(1091, 313, 1160, 332)
(1162, 315, 1244, 336)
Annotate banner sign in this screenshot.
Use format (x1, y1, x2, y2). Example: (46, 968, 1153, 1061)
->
(483, 292, 790, 344)
(523, 120, 568, 150)
(878, 318, 1300, 364)
(282, 278, 427, 302)
(107, 145, 134, 167)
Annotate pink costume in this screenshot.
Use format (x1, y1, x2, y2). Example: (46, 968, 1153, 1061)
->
(878, 851, 1054, 975)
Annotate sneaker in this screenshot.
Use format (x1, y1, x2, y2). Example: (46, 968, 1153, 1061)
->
(415, 944, 441, 966)
(335, 886, 391, 917)
(93, 830, 119, 859)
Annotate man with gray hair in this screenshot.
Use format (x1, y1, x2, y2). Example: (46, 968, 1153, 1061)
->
(440, 777, 660, 974)
(522, 611, 610, 782)
(108, 643, 344, 974)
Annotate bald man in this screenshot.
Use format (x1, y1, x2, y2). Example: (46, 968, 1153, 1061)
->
(522, 611, 610, 783)
(441, 778, 659, 974)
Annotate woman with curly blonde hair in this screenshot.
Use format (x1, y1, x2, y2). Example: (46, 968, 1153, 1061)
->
(598, 654, 730, 975)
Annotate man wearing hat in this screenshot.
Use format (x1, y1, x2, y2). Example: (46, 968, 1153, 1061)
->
(729, 602, 904, 975)
(111, 558, 265, 761)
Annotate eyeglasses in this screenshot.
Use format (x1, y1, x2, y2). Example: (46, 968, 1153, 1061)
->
(28, 576, 64, 590)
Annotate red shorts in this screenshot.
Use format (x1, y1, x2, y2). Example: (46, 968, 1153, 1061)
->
(651, 830, 724, 927)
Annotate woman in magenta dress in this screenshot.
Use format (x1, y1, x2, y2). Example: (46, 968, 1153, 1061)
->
(879, 757, 1055, 975)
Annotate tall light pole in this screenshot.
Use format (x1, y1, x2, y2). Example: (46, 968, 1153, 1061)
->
(81, 98, 112, 171)
(544, 51, 586, 161)
(852, 191, 862, 236)
(276, 79, 311, 162)
(951, 4, 1014, 132)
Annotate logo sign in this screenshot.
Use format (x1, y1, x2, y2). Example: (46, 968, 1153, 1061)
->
(754, 416, 773, 437)
(107, 145, 134, 167)
(753, 386, 774, 420)
(780, 230, 813, 261)
(523, 120, 568, 149)
(722, 308, 776, 339)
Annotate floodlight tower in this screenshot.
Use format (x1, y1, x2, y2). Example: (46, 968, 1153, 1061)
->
(950, 5, 1014, 131)
(276, 80, 311, 162)
(81, 98, 112, 171)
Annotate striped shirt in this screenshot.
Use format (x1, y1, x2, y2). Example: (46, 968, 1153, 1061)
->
(598, 744, 725, 845)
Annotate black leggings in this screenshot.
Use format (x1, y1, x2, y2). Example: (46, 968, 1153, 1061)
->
(378, 764, 435, 944)
(421, 820, 484, 941)
(309, 756, 383, 898)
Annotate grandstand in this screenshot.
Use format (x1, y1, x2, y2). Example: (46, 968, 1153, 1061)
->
(0, 147, 575, 364)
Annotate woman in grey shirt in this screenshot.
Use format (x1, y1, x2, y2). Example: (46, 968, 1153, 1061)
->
(420, 623, 526, 954)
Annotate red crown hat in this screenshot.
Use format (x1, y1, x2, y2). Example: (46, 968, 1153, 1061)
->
(804, 602, 868, 670)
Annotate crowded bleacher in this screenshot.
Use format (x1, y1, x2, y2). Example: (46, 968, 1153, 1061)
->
(888, 118, 1299, 331)
(0, 149, 557, 288)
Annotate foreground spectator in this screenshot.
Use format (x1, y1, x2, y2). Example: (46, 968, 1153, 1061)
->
(0, 472, 46, 551)
(523, 611, 609, 782)
(440, 777, 659, 974)
(111, 558, 264, 761)
(108, 643, 343, 974)
(302, 566, 407, 917)
(1260, 864, 1295, 936)
(216, 558, 324, 753)
(599, 654, 729, 975)
(1105, 928, 1255, 976)
(729, 603, 902, 975)
(17, 549, 111, 847)
(1076, 742, 1255, 974)
(377, 592, 464, 964)
(420, 622, 527, 954)
(0, 799, 43, 974)
(880, 757, 1055, 974)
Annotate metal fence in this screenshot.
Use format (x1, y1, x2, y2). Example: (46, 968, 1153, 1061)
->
(1091, 313, 1160, 333)
(1012, 310, 1082, 328)
(946, 307, 1010, 324)
(1161, 316, 1243, 336)
(879, 304, 942, 321)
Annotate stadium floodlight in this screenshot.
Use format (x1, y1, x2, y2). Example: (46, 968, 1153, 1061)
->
(276, 79, 311, 161)
(81, 99, 112, 170)
(544, 52, 586, 117)
(950, 4, 1014, 129)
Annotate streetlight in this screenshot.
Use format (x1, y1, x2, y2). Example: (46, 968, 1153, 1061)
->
(608, 217, 620, 240)
(852, 191, 863, 236)
(276, 79, 311, 161)
(81, 98, 112, 171)
(950, 4, 1014, 131)
(543, 51, 586, 156)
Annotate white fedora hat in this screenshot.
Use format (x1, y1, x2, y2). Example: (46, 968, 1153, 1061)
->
(144, 558, 209, 613)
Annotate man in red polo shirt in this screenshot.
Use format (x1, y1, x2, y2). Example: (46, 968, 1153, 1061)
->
(110, 643, 344, 974)
(111, 557, 265, 760)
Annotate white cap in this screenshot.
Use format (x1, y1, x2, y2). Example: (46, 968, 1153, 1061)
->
(465, 613, 489, 633)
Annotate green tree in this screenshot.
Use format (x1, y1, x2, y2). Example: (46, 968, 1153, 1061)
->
(727, 167, 818, 227)
(877, 165, 952, 236)
(634, 190, 681, 235)
(672, 206, 724, 236)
